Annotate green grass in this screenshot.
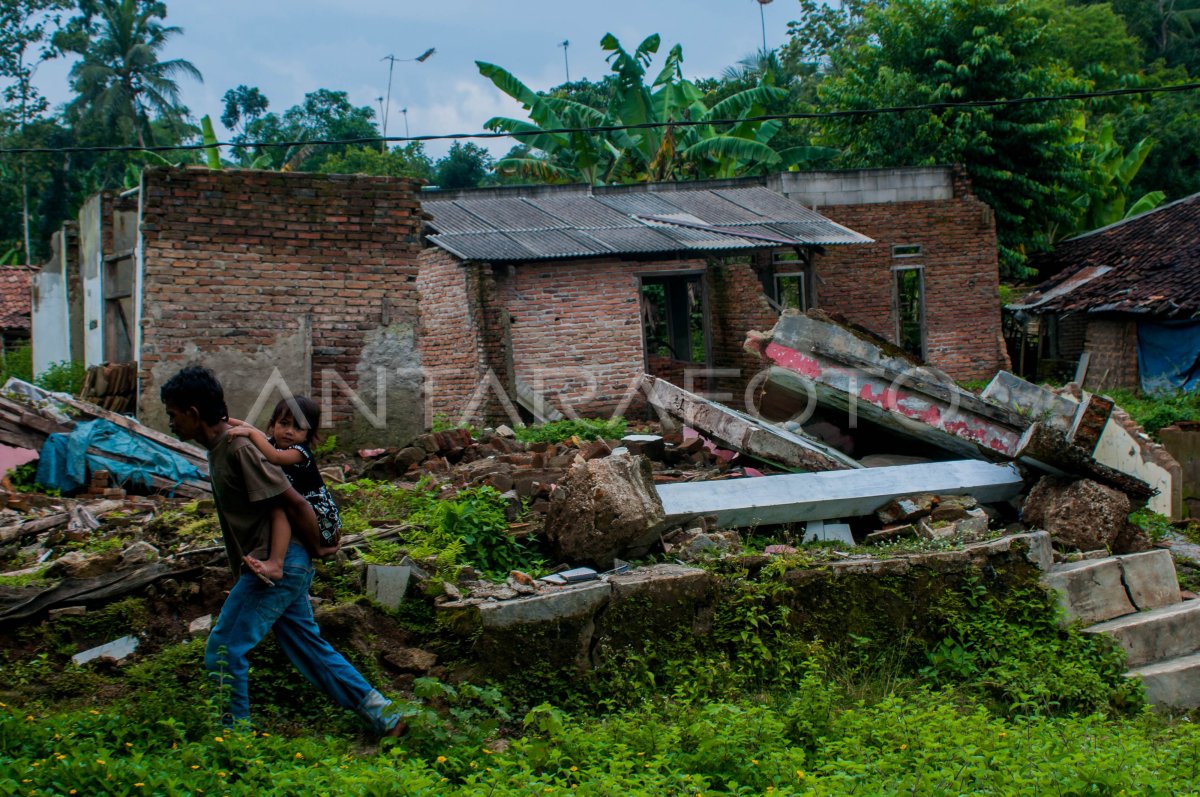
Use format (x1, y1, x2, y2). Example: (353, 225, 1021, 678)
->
(1106, 388, 1200, 439)
(513, 417, 627, 444)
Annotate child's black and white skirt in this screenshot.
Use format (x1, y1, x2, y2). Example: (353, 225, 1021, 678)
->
(305, 486, 342, 546)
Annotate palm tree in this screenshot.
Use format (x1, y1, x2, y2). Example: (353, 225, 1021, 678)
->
(67, 0, 202, 148)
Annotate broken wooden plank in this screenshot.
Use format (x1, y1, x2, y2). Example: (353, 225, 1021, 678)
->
(54, 393, 208, 473)
(0, 512, 70, 544)
(0, 562, 198, 625)
(656, 460, 1024, 530)
(641, 374, 860, 472)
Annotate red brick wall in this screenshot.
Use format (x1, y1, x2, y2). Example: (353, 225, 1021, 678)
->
(138, 167, 424, 439)
(1084, 317, 1140, 391)
(813, 193, 1006, 381)
(707, 254, 779, 408)
(417, 248, 492, 424)
(503, 257, 706, 418)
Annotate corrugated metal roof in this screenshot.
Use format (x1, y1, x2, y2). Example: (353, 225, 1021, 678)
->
(424, 185, 872, 262)
(1019, 193, 1200, 318)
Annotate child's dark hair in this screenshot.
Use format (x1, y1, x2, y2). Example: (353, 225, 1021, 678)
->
(268, 395, 321, 446)
(160, 366, 228, 424)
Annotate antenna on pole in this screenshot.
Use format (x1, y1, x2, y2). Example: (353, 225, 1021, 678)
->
(379, 48, 436, 147)
(380, 55, 399, 145)
(560, 39, 570, 83)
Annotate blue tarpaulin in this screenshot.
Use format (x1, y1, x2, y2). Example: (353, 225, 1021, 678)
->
(35, 419, 203, 495)
(1138, 319, 1200, 393)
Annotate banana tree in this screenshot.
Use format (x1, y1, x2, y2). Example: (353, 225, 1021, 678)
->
(478, 33, 837, 185)
(1058, 115, 1166, 240)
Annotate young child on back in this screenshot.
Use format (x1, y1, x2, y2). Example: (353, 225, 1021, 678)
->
(228, 396, 341, 582)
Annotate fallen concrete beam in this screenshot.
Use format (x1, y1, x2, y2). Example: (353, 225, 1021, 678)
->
(981, 371, 1113, 453)
(751, 312, 1028, 460)
(750, 311, 1151, 500)
(656, 459, 1024, 529)
(641, 374, 860, 473)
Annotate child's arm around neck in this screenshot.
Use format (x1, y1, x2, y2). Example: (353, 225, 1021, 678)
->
(226, 423, 306, 467)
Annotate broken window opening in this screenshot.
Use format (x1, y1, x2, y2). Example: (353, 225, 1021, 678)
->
(893, 265, 926, 360)
(774, 272, 808, 312)
(768, 249, 812, 312)
(640, 274, 709, 365)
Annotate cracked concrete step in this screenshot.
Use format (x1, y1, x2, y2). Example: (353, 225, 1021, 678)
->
(1044, 558, 1134, 626)
(1084, 599, 1200, 668)
(1043, 549, 1181, 626)
(1127, 652, 1200, 709)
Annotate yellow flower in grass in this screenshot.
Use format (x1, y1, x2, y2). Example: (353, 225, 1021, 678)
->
(214, 737, 224, 743)
(134, 783, 144, 788)
(294, 753, 304, 760)
(436, 756, 447, 764)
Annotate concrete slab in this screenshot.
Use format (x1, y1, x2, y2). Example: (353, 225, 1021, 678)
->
(657, 460, 1024, 529)
(608, 563, 712, 603)
(642, 375, 860, 472)
(366, 565, 411, 611)
(1084, 599, 1200, 668)
(803, 520, 855, 545)
(1128, 652, 1200, 708)
(1117, 550, 1180, 611)
(72, 635, 138, 666)
(477, 582, 610, 630)
(1042, 558, 1136, 626)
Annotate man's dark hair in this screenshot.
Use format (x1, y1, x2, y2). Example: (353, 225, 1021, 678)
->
(160, 366, 228, 424)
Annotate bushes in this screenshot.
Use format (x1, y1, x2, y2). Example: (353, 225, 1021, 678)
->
(0, 343, 86, 395)
(1106, 388, 1200, 438)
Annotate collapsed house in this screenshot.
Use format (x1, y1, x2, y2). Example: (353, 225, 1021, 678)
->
(1009, 192, 1200, 392)
(421, 167, 1009, 425)
(30, 168, 427, 446)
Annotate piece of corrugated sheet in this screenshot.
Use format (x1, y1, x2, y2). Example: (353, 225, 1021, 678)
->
(656, 190, 766, 224)
(422, 201, 495, 234)
(448, 197, 565, 230)
(525, 195, 637, 229)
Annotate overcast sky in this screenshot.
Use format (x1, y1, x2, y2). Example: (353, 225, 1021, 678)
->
(31, 0, 796, 160)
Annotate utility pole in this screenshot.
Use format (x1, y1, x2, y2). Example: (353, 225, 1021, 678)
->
(560, 40, 570, 83)
(379, 48, 435, 146)
(380, 55, 400, 145)
(757, 0, 774, 54)
(401, 108, 409, 139)
(376, 97, 386, 151)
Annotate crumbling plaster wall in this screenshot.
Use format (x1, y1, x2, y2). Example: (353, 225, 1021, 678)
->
(137, 168, 425, 446)
(780, 168, 1008, 381)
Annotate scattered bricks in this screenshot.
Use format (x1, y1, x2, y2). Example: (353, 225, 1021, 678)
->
(583, 439, 612, 461)
(930, 494, 978, 522)
(622, 434, 665, 459)
(495, 425, 516, 438)
(488, 473, 515, 493)
(526, 441, 553, 454)
(394, 447, 426, 472)
(413, 433, 437, 454)
(876, 494, 936, 525)
(103, 488, 127, 499)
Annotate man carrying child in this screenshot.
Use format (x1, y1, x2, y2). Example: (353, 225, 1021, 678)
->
(160, 366, 403, 736)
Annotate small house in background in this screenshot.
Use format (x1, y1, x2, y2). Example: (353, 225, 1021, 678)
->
(1012, 193, 1200, 393)
(0, 266, 33, 358)
(420, 166, 1008, 424)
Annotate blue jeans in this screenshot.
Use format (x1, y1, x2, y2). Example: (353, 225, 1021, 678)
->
(204, 543, 396, 733)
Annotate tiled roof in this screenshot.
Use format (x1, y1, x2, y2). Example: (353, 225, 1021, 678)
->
(424, 186, 872, 262)
(0, 267, 32, 331)
(1016, 193, 1200, 317)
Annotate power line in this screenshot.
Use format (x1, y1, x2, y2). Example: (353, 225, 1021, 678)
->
(2, 81, 1198, 157)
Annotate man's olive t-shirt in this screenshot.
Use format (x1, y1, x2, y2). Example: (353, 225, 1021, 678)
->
(207, 429, 291, 576)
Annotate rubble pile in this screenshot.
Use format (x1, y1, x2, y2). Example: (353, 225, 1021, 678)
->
(0, 311, 1188, 683)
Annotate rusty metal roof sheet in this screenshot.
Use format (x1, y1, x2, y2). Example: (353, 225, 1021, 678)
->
(424, 185, 872, 262)
(1018, 193, 1200, 317)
